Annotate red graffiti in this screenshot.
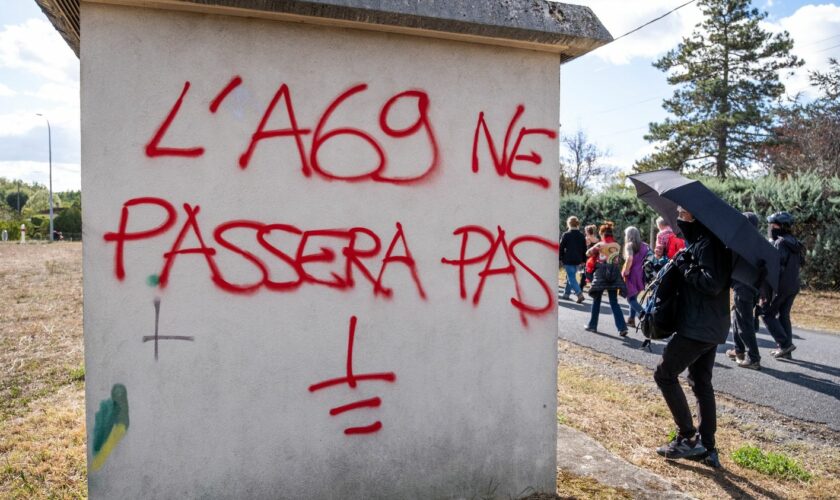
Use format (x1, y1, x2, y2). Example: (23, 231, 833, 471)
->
(441, 225, 559, 326)
(103, 197, 178, 281)
(146, 77, 439, 184)
(309, 316, 396, 435)
(238, 83, 311, 172)
(209, 76, 243, 113)
(103, 197, 427, 300)
(144, 81, 205, 158)
(471, 105, 557, 189)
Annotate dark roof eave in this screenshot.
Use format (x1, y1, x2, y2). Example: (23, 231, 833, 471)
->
(34, 0, 612, 61)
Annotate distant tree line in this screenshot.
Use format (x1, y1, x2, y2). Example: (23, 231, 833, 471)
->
(0, 178, 82, 240)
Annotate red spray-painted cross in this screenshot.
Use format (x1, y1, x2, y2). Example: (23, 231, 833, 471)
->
(308, 316, 396, 435)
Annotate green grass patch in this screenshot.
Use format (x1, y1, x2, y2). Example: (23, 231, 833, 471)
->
(667, 429, 678, 442)
(731, 445, 812, 482)
(68, 364, 85, 382)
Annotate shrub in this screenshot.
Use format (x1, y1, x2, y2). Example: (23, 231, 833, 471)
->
(0, 220, 22, 241)
(54, 206, 81, 235)
(563, 174, 840, 290)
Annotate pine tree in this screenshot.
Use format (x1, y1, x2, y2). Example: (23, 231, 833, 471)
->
(636, 0, 802, 178)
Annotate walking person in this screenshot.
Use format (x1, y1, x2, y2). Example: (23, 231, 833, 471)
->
(726, 212, 765, 369)
(559, 216, 587, 304)
(655, 217, 685, 260)
(654, 207, 731, 468)
(762, 212, 804, 359)
(622, 226, 650, 328)
(583, 225, 600, 287)
(584, 222, 628, 337)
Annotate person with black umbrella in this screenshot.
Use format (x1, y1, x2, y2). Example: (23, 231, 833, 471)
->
(628, 170, 780, 467)
(653, 206, 731, 468)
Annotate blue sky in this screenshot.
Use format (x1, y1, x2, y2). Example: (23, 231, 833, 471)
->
(0, 0, 838, 191)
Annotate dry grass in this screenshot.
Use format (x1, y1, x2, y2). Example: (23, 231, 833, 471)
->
(522, 470, 633, 500)
(0, 384, 86, 499)
(0, 242, 85, 498)
(792, 290, 840, 334)
(558, 340, 840, 499)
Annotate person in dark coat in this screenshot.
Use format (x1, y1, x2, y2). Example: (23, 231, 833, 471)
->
(762, 212, 805, 359)
(654, 206, 731, 468)
(726, 212, 766, 370)
(559, 216, 587, 304)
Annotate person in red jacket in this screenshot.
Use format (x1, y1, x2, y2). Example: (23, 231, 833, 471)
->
(583, 225, 599, 286)
(655, 217, 686, 259)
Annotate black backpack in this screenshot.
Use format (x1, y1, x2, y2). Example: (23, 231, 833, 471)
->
(638, 260, 680, 341)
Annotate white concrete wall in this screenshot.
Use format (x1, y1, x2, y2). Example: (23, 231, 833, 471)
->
(82, 4, 561, 498)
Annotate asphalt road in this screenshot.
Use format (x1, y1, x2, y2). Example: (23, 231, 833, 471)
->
(558, 296, 840, 431)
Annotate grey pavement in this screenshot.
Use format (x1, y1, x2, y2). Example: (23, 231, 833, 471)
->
(558, 295, 840, 431)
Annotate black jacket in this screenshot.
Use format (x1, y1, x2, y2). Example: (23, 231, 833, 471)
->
(559, 229, 587, 265)
(676, 228, 732, 344)
(773, 233, 804, 297)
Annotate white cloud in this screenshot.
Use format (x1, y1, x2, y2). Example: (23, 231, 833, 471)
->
(568, 0, 704, 65)
(0, 17, 80, 174)
(769, 4, 840, 98)
(25, 82, 79, 103)
(0, 19, 78, 84)
(0, 160, 81, 191)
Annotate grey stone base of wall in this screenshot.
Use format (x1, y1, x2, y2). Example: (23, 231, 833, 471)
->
(557, 424, 696, 499)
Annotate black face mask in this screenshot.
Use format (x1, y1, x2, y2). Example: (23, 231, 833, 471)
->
(769, 227, 783, 240)
(677, 219, 702, 243)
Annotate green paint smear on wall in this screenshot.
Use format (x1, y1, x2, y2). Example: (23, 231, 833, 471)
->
(146, 274, 160, 287)
(92, 384, 129, 454)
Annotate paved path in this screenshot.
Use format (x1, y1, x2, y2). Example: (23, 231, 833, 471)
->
(558, 296, 840, 431)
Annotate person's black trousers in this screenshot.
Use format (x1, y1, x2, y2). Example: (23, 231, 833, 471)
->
(654, 334, 718, 450)
(733, 293, 760, 361)
(763, 293, 797, 349)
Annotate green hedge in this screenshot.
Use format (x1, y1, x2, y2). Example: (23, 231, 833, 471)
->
(560, 173, 840, 290)
(0, 220, 23, 241)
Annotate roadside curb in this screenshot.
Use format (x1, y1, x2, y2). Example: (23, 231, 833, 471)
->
(557, 424, 695, 499)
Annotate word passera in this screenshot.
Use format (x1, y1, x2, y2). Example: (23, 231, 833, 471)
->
(104, 197, 557, 322)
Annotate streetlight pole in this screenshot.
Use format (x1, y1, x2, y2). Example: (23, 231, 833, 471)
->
(36, 114, 53, 242)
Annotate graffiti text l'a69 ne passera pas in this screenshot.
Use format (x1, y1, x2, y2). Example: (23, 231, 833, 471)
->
(106, 76, 560, 325)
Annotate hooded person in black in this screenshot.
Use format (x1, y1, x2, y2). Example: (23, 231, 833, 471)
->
(726, 212, 765, 369)
(654, 206, 731, 468)
(762, 212, 805, 359)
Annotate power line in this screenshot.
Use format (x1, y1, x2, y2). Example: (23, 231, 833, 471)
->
(801, 33, 840, 49)
(814, 42, 840, 55)
(610, 0, 697, 43)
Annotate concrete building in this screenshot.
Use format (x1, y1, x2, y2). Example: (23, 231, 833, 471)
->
(38, 1, 610, 498)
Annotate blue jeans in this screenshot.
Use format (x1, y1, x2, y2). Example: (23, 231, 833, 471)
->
(627, 295, 643, 320)
(563, 264, 583, 296)
(587, 289, 627, 332)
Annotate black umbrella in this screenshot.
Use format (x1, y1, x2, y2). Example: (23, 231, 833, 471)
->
(629, 169, 780, 292)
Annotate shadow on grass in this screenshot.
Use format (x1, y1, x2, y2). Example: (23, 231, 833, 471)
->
(667, 460, 785, 500)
